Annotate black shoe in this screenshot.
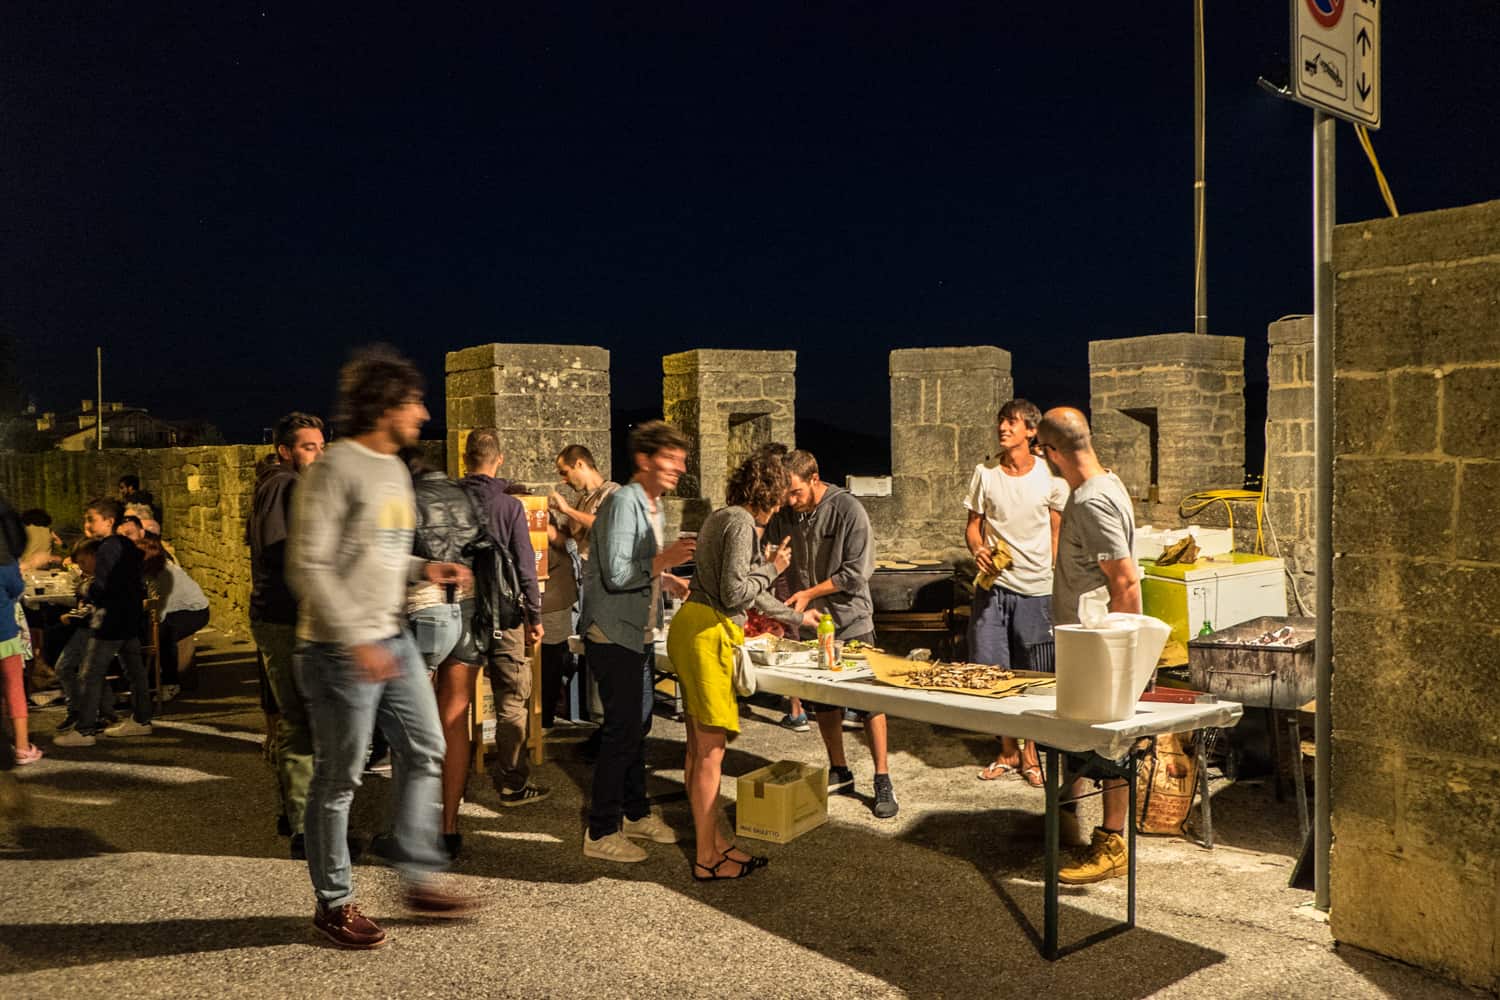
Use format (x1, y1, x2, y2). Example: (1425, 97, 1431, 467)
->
(443, 833, 462, 862)
(872, 773, 899, 819)
(498, 783, 551, 808)
(368, 832, 397, 865)
(290, 833, 306, 860)
(276, 813, 293, 838)
(57, 712, 79, 734)
(827, 765, 855, 794)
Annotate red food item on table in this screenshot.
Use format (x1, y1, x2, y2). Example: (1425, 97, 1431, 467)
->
(744, 610, 785, 639)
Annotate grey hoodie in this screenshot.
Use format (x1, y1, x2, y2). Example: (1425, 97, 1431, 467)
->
(766, 484, 876, 640)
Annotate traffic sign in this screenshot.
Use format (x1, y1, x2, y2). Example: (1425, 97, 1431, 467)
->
(1290, 0, 1380, 128)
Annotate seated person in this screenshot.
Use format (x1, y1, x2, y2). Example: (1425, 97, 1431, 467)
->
(49, 538, 102, 732)
(139, 536, 209, 690)
(20, 508, 61, 571)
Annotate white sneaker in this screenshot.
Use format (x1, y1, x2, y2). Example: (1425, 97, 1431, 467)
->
(103, 718, 153, 739)
(622, 809, 679, 844)
(582, 830, 648, 863)
(54, 730, 97, 748)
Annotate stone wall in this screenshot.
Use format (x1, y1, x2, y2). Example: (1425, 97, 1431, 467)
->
(1329, 198, 1500, 991)
(868, 347, 1013, 560)
(1089, 333, 1246, 526)
(662, 349, 795, 507)
(1264, 315, 1316, 611)
(0, 445, 266, 634)
(445, 343, 611, 486)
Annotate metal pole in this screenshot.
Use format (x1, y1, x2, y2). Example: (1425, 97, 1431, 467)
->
(96, 346, 103, 450)
(1193, 0, 1207, 334)
(1312, 109, 1335, 912)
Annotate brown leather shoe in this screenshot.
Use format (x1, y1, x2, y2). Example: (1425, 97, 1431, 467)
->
(313, 903, 386, 950)
(403, 879, 487, 919)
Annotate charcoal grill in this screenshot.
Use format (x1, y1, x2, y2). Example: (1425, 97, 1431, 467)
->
(869, 566, 959, 657)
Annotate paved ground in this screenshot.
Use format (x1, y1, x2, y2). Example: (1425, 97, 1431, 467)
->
(0, 632, 1482, 999)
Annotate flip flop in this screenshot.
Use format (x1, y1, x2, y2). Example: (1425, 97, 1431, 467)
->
(1021, 766, 1045, 788)
(978, 761, 1018, 781)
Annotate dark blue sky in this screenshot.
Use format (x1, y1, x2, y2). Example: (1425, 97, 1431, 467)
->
(6, 4, 1498, 470)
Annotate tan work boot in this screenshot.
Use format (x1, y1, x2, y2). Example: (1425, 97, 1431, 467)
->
(1058, 827, 1128, 885)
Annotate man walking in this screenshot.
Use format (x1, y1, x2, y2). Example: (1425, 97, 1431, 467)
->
(248, 411, 325, 858)
(458, 428, 548, 806)
(1036, 406, 1140, 885)
(768, 450, 897, 819)
(288, 345, 478, 948)
(966, 399, 1068, 785)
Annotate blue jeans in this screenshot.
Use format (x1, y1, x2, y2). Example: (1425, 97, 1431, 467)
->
(53, 629, 89, 713)
(296, 633, 447, 909)
(968, 586, 1054, 670)
(77, 634, 151, 733)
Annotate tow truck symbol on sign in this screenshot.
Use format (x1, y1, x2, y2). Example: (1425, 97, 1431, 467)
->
(1304, 50, 1343, 89)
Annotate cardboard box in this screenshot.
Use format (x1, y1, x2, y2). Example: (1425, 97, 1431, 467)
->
(736, 761, 828, 844)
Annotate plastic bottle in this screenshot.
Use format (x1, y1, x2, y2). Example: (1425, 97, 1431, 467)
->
(817, 614, 837, 669)
(1199, 619, 1214, 637)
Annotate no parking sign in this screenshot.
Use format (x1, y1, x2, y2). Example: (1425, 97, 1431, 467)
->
(1290, 0, 1380, 127)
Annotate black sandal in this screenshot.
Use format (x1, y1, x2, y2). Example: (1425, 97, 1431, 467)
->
(691, 854, 759, 881)
(723, 846, 769, 871)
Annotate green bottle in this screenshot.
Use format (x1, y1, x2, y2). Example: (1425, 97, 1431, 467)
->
(817, 613, 837, 669)
(1199, 619, 1214, 637)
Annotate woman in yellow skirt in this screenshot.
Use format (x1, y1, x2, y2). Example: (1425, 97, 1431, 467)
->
(666, 451, 816, 881)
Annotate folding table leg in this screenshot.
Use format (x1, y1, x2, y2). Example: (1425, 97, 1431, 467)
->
(1126, 755, 1137, 929)
(1044, 747, 1060, 961)
(1289, 714, 1310, 842)
(1196, 736, 1215, 849)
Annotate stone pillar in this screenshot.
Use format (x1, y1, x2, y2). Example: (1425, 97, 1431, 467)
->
(445, 344, 611, 485)
(1088, 333, 1245, 523)
(1264, 315, 1315, 609)
(1329, 199, 1500, 992)
(882, 346, 1013, 558)
(661, 350, 795, 507)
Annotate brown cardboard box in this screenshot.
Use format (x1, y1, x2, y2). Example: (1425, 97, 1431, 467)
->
(735, 761, 828, 844)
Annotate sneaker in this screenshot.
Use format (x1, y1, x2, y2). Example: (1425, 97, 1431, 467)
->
(14, 744, 44, 765)
(56, 712, 79, 734)
(289, 833, 306, 861)
(54, 730, 97, 748)
(443, 832, 463, 862)
(498, 782, 551, 808)
(160, 684, 181, 703)
(402, 879, 486, 919)
(1058, 827, 1129, 885)
(29, 690, 63, 708)
(313, 903, 386, 950)
(622, 809, 678, 844)
(368, 832, 398, 865)
(103, 718, 153, 739)
(872, 773, 899, 819)
(777, 712, 810, 732)
(827, 765, 855, 794)
(582, 829, 648, 863)
(364, 754, 392, 775)
(842, 709, 865, 730)
(276, 812, 293, 838)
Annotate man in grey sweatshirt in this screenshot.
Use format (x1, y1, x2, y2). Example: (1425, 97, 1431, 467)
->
(287, 346, 479, 950)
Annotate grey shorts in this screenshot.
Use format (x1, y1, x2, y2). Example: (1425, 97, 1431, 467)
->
(410, 600, 481, 670)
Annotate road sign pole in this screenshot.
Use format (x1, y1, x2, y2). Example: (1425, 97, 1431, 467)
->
(1312, 107, 1335, 914)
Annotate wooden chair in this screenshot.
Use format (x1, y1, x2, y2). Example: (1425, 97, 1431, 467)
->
(141, 609, 163, 715)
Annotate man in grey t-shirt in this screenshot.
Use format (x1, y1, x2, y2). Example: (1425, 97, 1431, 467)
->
(1037, 407, 1141, 888)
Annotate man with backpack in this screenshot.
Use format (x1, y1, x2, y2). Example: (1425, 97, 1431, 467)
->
(458, 428, 546, 807)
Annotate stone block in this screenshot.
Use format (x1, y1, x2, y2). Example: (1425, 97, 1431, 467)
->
(890, 376, 934, 425)
(1457, 462, 1500, 564)
(662, 349, 795, 376)
(1335, 197, 1500, 273)
(1089, 333, 1243, 368)
(1329, 737, 1399, 841)
(892, 424, 958, 472)
(1330, 839, 1498, 992)
(1335, 457, 1456, 556)
(445, 368, 502, 399)
(1441, 367, 1500, 458)
(446, 343, 610, 375)
(889, 346, 1010, 375)
(938, 375, 1012, 427)
(890, 475, 934, 523)
(1336, 263, 1500, 371)
(1267, 314, 1313, 348)
(1400, 754, 1500, 867)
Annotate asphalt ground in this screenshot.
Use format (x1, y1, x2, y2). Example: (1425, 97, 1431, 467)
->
(0, 632, 1481, 999)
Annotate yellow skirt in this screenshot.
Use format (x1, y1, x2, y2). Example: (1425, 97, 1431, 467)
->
(666, 600, 744, 733)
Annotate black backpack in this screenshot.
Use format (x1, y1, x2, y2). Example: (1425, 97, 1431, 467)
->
(466, 533, 526, 637)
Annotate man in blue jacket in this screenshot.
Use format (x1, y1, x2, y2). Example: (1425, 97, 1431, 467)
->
(577, 420, 695, 862)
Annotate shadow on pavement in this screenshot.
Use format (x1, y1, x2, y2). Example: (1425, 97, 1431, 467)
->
(0, 916, 312, 974)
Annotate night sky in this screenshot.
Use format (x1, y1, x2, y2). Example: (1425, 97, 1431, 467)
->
(6, 4, 1499, 479)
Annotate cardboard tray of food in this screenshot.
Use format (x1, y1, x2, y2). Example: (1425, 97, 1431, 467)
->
(863, 649, 1056, 699)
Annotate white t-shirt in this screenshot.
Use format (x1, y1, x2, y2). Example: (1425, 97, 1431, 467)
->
(963, 457, 1069, 597)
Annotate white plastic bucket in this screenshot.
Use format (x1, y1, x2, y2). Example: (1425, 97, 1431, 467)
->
(1053, 614, 1172, 723)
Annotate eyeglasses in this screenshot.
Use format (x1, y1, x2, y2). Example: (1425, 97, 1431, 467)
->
(1039, 442, 1059, 453)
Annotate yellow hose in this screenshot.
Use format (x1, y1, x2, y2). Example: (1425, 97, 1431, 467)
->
(1177, 489, 1265, 553)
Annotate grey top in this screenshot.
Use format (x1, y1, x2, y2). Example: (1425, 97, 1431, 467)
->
(287, 439, 424, 646)
(685, 505, 802, 628)
(766, 484, 875, 640)
(1052, 471, 1136, 626)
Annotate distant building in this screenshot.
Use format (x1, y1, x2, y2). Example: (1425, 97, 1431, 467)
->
(25, 400, 220, 451)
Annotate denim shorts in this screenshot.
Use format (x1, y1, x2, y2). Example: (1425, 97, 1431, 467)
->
(410, 600, 481, 670)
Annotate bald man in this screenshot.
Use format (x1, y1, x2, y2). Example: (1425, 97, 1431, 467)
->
(1036, 406, 1141, 885)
